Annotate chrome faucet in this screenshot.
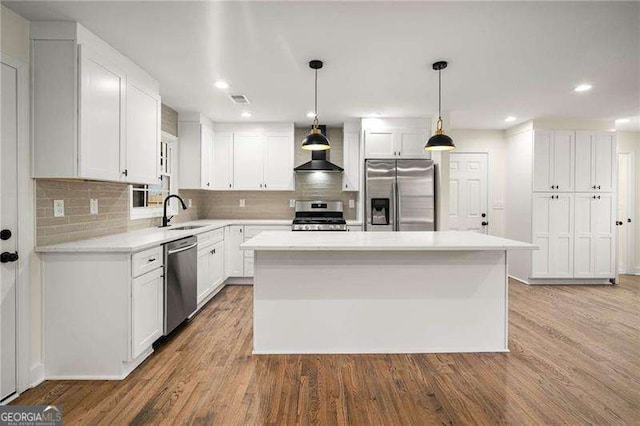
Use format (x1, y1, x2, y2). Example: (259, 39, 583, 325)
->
(160, 194, 188, 228)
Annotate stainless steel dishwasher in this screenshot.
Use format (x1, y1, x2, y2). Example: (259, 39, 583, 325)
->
(164, 236, 198, 335)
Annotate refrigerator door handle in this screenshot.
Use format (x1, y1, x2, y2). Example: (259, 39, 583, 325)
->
(394, 180, 400, 231)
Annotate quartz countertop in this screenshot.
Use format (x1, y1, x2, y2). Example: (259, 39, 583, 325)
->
(240, 231, 537, 251)
(36, 219, 360, 253)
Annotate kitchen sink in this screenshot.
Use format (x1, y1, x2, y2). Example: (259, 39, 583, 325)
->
(169, 225, 206, 231)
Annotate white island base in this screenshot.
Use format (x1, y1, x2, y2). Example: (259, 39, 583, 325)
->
(244, 231, 536, 355)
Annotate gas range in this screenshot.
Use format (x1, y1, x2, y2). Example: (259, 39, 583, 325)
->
(291, 200, 347, 231)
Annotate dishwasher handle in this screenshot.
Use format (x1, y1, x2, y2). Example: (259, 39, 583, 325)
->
(167, 243, 198, 255)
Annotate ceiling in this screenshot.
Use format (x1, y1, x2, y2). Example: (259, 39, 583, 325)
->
(6, 1, 640, 129)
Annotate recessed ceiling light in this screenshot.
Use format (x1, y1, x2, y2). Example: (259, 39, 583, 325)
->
(241, 111, 252, 118)
(616, 118, 630, 124)
(574, 84, 592, 92)
(505, 116, 517, 122)
(214, 80, 229, 89)
(306, 111, 316, 118)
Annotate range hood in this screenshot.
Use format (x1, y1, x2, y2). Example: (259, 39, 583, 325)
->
(294, 126, 344, 173)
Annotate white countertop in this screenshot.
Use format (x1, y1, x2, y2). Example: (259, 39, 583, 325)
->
(36, 219, 362, 253)
(240, 231, 537, 251)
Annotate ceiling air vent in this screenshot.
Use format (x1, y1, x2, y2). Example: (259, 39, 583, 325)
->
(229, 94, 251, 105)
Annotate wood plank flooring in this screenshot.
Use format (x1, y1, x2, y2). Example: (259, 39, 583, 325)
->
(14, 276, 640, 425)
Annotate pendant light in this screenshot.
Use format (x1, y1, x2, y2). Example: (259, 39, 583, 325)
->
(301, 60, 330, 151)
(425, 61, 455, 151)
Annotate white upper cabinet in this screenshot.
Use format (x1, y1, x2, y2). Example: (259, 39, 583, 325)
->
(575, 131, 615, 192)
(533, 130, 575, 192)
(78, 45, 124, 182)
(212, 132, 234, 190)
(264, 132, 294, 190)
(178, 116, 214, 190)
(343, 131, 360, 191)
(396, 129, 430, 158)
(233, 132, 265, 190)
(125, 80, 161, 185)
(364, 129, 430, 159)
(32, 22, 160, 184)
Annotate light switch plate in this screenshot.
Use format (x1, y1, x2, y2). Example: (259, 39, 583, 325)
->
(289, 199, 295, 208)
(349, 199, 355, 209)
(239, 199, 245, 207)
(53, 200, 65, 217)
(188, 199, 193, 208)
(90, 199, 99, 215)
(493, 201, 504, 210)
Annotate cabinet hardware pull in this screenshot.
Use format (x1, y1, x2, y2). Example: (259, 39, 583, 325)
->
(229, 184, 232, 188)
(597, 185, 601, 189)
(148, 258, 156, 262)
(122, 169, 128, 177)
(597, 195, 601, 199)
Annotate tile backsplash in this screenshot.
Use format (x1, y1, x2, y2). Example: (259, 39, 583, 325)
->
(35, 127, 359, 246)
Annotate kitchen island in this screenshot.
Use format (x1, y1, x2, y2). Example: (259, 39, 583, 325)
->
(241, 231, 536, 354)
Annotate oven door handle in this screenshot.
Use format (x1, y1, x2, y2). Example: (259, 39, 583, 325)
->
(167, 243, 198, 255)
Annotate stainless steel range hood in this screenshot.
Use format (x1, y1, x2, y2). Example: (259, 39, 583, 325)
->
(294, 125, 344, 173)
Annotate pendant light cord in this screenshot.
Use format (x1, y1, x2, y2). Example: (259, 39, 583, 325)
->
(313, 68, 319, 129)
(438, 69, 442, 119)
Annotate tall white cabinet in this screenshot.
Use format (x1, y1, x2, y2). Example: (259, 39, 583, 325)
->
(506, 122, 616, 284)
(32, 22, 161, 184)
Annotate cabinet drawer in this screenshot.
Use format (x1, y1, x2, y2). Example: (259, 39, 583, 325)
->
(132, 246, 163, 278)
(198, 228, 224, 246)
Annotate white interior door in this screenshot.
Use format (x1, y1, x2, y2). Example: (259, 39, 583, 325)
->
(449, 153, 488, 233)
(1, 61, 18, 401)
(617, 152, 633, 273)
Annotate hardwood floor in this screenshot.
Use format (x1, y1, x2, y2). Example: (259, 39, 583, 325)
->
(15, 276, 640, 425)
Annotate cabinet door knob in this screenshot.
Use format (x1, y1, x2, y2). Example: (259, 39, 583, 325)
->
(481, 221, 489, 226)
(0, 229, 11, 240)
(597, 185, 601, 189)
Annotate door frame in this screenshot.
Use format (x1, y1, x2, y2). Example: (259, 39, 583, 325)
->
(1, 53, 33, 399)
(448, 151, 490, 234)
(617, 151, 635, 274)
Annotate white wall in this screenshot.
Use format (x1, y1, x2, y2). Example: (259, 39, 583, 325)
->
(617, 131, 640, 273)
(448, 129, 507, 237)
(1, 5, 30, 64)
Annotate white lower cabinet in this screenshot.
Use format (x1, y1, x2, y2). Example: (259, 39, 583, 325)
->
(224, 226, 245, 277)
(532, 193, 574, 278)
(197, 231, 225, 305)
(574, 193, 615, 278)
(131, 267, 164, 359)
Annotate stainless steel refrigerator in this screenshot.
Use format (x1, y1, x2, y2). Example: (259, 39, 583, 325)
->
(364, 159, 436, 231)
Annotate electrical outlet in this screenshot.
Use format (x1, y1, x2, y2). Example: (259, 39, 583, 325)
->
(349, 199, 355, 209)
(53, 200, 65, 217)
(239, 199, 245, 207)
(90, 199, 99, 215)
(188, 199, 193, 208)
(289, 199, 295, 208)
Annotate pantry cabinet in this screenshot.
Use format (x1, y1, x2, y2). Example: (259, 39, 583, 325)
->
(575, 131, 616, 193)
(364, 129, 430, 159)
(574, 193, 615, 278)
(531, 193, 574, 278)
(32, 22, 160, 184)
(533, 130, 575, 192)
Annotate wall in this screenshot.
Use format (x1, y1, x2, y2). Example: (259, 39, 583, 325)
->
(447, 129, 507, 237)
(617, 131, 640, 273)
(1, 5, 30, 64)
(182, 126, 359, 221)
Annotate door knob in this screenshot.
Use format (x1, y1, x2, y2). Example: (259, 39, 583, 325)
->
(0, 229, 11, 240)
(481, 221, 489, 226)
(0, 251, 19, 263)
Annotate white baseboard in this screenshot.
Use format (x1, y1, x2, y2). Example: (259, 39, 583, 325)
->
(509, 275, 613, 285)
(224, 277, 253, 285)
(30, 362, 45, 388)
